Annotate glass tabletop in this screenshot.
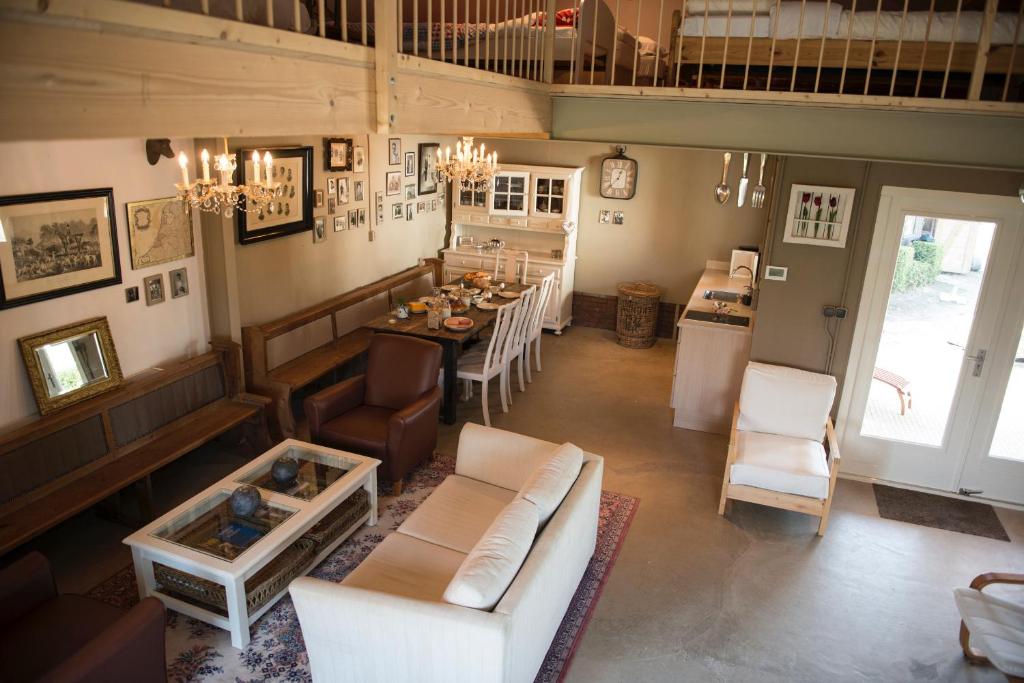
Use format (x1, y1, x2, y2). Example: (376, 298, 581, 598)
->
(152, 489, 296, 562)
(236, 445, 356, 501)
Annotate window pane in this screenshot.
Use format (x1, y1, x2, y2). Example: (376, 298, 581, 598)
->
(473, 192, 486, 207)
(989, 323, 1024, 462)
(495, 176, 509, 192)
(510, 176, 525, 192)
(550, 197, 563, 214)
(551, 179, 565, 196)
(536, 178, 549, 194)
(536, 196, 549, 213)
(509, 195, 523, 211)
(494, 195, 508, 210)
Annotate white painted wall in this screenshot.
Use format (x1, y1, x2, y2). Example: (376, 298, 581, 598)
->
(0, 138, 209, 429)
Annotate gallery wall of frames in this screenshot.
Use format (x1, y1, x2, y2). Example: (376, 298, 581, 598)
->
(0, 137, 210, 428)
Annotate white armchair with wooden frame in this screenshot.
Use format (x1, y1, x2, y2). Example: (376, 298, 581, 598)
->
(718, 362, 840, 537)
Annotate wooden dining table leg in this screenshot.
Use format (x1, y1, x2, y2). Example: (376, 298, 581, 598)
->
(442, 340, 459, 424)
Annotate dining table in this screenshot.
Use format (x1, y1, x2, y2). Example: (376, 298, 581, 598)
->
(362, 280, 528, 424)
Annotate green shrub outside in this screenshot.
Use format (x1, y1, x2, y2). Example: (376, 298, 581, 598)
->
(892, 240, 945, 292)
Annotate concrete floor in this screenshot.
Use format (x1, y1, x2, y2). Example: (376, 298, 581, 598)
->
(14, 325, 1024, 682)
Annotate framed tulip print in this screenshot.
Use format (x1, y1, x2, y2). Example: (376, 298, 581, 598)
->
(782, 185, 855, 249)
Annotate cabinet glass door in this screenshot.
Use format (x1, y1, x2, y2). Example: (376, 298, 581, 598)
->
(458, 188, 487, 208)
(533, 176, 566, 217)
(490, 172, 529, 216)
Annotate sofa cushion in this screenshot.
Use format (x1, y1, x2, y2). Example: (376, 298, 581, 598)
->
(737, 362, 836, 442)
(341, 532, 466, 601)
(398, 475, 517, 554)
(516, 442, 584, 524)
(730, 430, 830, 499)
(443, 498, 539, 610)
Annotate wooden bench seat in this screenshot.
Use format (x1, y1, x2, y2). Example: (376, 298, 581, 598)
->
(243, 261, 442, 438)
(0, 340, 270, 557)
(873, 366, 913, 416)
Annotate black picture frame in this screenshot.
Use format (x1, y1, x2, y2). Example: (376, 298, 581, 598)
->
(418, 143, 439, 195)
(237, 146, 314, 245)
(324, 137, 353, 172)
(0, 187, 121, 310)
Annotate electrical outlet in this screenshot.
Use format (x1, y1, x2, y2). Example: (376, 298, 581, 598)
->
(835, 306, 848, 319)
(823, 305, 836, 317)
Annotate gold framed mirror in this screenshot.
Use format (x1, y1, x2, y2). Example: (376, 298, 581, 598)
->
(18, 316, 123, 415)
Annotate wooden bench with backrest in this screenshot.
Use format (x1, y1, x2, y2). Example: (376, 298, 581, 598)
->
(242, 260, 442, 439)
(0, 339, 271, 557)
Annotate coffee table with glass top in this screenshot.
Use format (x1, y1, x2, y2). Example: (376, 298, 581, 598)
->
(124, 439, 379, 648)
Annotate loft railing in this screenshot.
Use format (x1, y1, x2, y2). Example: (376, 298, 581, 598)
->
(114, 0, 1024, 106)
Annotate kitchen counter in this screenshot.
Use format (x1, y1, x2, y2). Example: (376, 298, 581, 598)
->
(679, 268, 756, 334)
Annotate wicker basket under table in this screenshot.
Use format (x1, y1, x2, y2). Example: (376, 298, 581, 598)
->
(154, 488, 370, 615)
(616, 282, 662, 349)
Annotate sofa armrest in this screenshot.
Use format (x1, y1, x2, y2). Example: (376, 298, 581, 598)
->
(290, 578, 508, 683)
(41, 596, 166, 683)
(304, 375, 366, 441)
(0, 551, 57, 630)
(455, 423, 560, 491)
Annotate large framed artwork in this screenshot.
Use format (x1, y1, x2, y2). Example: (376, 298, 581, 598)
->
(418, 143, 439, 195)
(237, 146, 314, 245)
(782, 185, 856, 249)
(0, 188, 121, 310)
(125, 197, 195, 269)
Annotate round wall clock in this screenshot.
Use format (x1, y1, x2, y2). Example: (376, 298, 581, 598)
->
(600, 147, 638, 200)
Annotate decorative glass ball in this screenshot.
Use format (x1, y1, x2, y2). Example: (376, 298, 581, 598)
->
(271, 457, 300, 485)
(229, 485, 261, 517)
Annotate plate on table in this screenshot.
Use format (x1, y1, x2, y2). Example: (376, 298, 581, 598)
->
(498, 291, 520, 299)
(463, 287, 481, 295)
(440, 284, 460, 291)
(443, 316, 474, 331)
(476, 301, 500, 310)
(451, 303, 470, 314)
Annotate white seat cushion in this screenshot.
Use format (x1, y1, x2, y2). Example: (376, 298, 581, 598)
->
(954, 587, 1024, 677)
(730, 430, 830, 499)
(516, 442, 584, 524)
(341, 532, 467, 601)
(398, 475, 517, 554)
(738, 362, 837, 442)
(443, 498, 539, 610)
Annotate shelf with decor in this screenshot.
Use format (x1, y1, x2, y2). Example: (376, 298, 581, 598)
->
(443, 163, 584, 334)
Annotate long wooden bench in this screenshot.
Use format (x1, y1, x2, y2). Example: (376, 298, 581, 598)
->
(242, 260, 443, 439)
(0, 339, 271, 557)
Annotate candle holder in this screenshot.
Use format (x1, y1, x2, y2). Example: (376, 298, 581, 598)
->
(176, 146, 282, 218)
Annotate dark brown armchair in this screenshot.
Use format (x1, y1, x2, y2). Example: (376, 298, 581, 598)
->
(0, 551, 166, 683)
(305, 333, 443, 494)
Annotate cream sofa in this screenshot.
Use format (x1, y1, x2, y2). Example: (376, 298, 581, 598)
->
(290, 423, 605, 683)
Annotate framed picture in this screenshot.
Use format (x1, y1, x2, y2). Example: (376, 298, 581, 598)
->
(431, 199, 437, 211)
(359, 208, 366, 225)
(126, 196, 194, 270)
(338, 177, 350, 205)
(328, 197, 336, 214)
(143, 273, 164, 306)
(418, 143, 439, 195)
(353, 146, 366, 173)
(782, 185, 856, 249)
(406, 204, 414, 221)
(324, 138, 353, 172)
(314, 189, 325, 208)
(334, 215, 347, 232)
(386, 171, 402, 196)
(125, 286, 139, 303)
(237, 146, 313, 245)
(405, 184, 417, 200)
(327, 178, 337, 195)
(312, 217, 326, 242)
(0, 188, 121, 310)
(392, 203, 403, 219)
(405, 151, 415, 177)
(169, 267, 189, 298)
(389, 138, 402, 165)
(348, 209, 359, 230)
(354, 180, 364, 202)
(417, 201, 425, 213)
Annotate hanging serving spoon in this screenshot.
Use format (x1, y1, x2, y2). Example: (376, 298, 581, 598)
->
(715, 152, 732, 205)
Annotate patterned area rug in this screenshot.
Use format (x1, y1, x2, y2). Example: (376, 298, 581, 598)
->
(87, 454, 639, 682)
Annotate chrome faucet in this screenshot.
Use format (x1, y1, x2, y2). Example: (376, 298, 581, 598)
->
(730, 265, 755, 304)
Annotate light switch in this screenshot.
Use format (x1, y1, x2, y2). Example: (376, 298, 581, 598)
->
(764, 265, 788, 281)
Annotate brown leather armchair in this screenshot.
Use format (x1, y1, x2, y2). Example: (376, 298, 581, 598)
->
(0, 551, 167, 683)
(305, 333, 443, 494)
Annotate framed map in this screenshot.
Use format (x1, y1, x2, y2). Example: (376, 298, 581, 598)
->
(126, 197, 195, 269)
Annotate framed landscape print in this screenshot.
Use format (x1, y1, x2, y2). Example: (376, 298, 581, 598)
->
(324, 138, 353, 172)
(0, 188, 121, 310)
(782, 184, 856, 249)
(126, 196, 194, 269)
(237, 146, 313, 245)
(386, 171, 401, 196)
(418, 143, 439, 195)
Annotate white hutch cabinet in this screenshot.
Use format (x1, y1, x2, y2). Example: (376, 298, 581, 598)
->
(443, 163, 584, 333)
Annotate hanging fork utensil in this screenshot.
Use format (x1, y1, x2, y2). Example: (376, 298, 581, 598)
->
(751, 154, 767, 209)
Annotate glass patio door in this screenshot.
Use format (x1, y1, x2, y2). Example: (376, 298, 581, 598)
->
(839, 188, 1024, 504)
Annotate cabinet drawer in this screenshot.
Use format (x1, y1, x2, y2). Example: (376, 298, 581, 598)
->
(453, 211, 475, 223)
(488, 216, 509, 226)
(445, 254, 483, 269)
(524, 263, 560, 280)
(509, 217, 528, 227)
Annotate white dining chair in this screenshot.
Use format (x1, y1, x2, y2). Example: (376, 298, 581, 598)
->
(503, 285, 536, 402)
(457, 299, 519, 427)
(525, 273, 555, 382)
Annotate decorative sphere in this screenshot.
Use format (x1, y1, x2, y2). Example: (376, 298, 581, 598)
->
(229, 485, 261, 517)
(271, 457, 300, 485)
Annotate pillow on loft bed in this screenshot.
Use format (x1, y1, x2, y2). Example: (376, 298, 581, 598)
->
(685, 0, 771, 15)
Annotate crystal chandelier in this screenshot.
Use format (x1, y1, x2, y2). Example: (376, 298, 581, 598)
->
(436, 137, 498, 191)
(175, 140, 282, 218)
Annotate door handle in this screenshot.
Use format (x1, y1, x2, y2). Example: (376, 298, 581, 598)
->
(966, 349, 987, 377)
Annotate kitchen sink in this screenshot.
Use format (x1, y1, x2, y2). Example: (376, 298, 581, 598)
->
(702, 289, 742, 303)
(684, 310, 750, 327)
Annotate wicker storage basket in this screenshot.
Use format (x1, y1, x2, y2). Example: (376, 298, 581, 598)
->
(616, 282, 661, 349)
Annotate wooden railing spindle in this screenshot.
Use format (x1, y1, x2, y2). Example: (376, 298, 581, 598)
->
(720, 0, 733, 88)
(766, 0, 781, 90)
(611, 0, 622, 84)
(414, 0, 419, 55)
(789, 0, 806, 91)
(864, 0, 883, 95)
(317, 0, 325, 37)
(813, 0, 831, 92)
(568, 0, 579, 82)
(428, 0, 434, 59)
(342, 0, 349, 42)
(967, 0, 998, 100)
(653, 0, 665, 86)
(266, 0, 274, 28)
(888, 0, 910, 96)
(293, 0, 301, 32)
(941, 0, 963, 98)
(839, 0, 856, 93)
(914, 0, 935, 96)
(743, 0, 758, 89)
(590, 0, 600, 83)
(234, 0, 243, 21)
(632, 0, 643, 85)
(675, 0, 688, 86)
(1002, 1, 1024, 101)
(697, 0, 709, 86)
(476, 0, 482, 69)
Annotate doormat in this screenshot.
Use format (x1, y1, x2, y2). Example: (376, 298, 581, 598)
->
(872, 484, 1010, 541)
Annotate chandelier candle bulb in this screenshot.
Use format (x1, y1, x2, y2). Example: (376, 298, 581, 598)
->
(200, 149, 211, 182)
(178, 151, 190, 186)
(251, 151, 261, 185)
(263, 151, 273, 180)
